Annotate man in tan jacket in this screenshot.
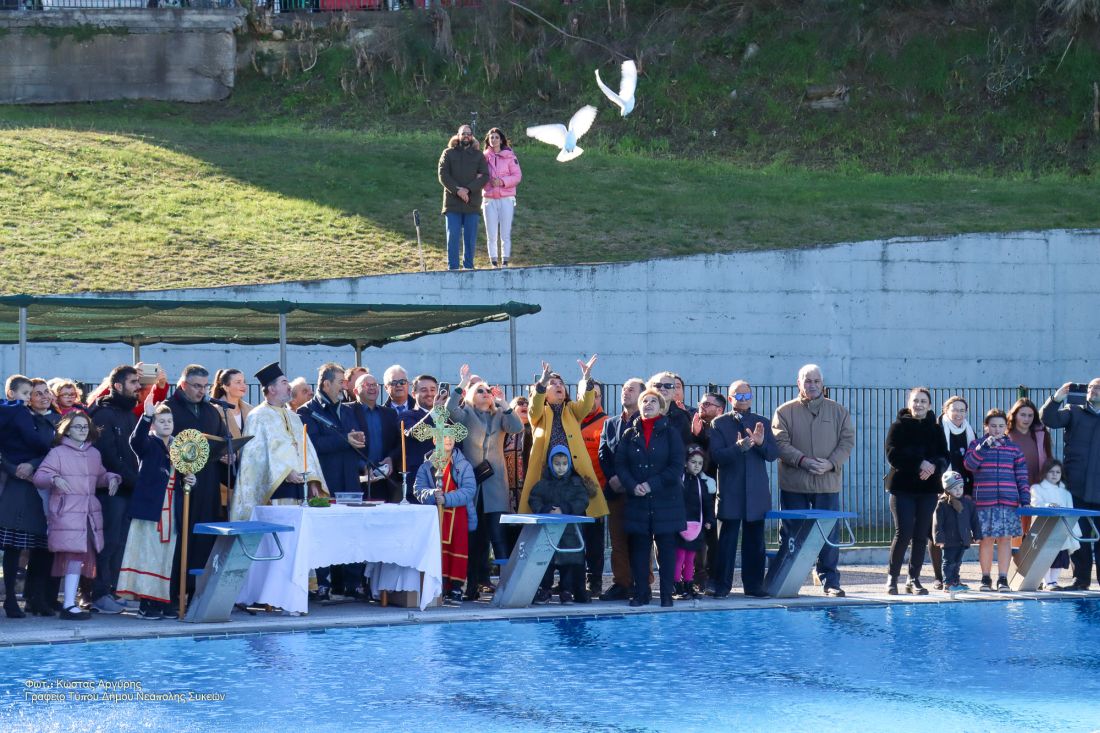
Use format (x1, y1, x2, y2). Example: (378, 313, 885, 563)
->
(771, 364, 856, 596)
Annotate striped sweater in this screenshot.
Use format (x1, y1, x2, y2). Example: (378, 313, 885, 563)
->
(963, 436, 1030, 509)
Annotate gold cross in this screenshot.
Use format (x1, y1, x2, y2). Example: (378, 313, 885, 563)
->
(410, 405, 469, 471)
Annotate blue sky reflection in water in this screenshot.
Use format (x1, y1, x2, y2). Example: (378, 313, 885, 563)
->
(3, 600, 1100, 732)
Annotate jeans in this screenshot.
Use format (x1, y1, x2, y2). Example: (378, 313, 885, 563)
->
(776, 490, 842, 589)
(93, 492, 131, 600)
(467, 490, 507, 589)
(714, 518, 767, 595)
(583, 518, 605, 592)
(887, 493, 938, 580)
(445, 211, 479, 270)
(482, 197, 515, 263)
(628, 531, 677, 602)
(942, 546, 965, 586)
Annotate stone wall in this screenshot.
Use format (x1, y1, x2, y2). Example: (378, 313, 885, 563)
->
(0, 9, 245, 103)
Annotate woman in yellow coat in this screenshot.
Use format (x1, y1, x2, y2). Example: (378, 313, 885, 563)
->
(519, 356, 609, 519)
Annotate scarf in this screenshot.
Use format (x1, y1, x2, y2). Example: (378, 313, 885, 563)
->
(941, 493, 963, 513)
(641, 417, 657, 448)
(942, 416, 975, 449)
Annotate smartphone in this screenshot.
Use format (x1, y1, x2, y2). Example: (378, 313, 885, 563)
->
(139, 363, 160, 386)
(707, 383, 719, 395)
(1067, 383, 1088, 405)
(438, 382, 450, 394)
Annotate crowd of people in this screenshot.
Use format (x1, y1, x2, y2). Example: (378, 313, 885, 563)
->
(1, 358, 1098, 621)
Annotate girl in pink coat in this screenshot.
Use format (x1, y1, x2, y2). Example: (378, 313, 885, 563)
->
(33, 412, 120, 620)
(482, 127, 522, 267)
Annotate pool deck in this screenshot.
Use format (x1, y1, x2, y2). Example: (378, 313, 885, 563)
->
(2, 564, 1098, 648)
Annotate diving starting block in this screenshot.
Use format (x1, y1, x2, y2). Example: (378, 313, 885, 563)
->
(184, 521, 294, 623)
(1009, 507, 1100, 591)
(764, 509, 857, 598)
(492, 514, 594, 609)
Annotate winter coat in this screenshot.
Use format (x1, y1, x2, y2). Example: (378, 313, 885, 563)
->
(0, 401, 55, 534)
(709, 410, 779, 522)
(88, 390, 140, 495)
(398, 405, 434, 503)
(527, 454, 590, 565)
(297, 393, 362, 494)
(676, 472, 716, 550)
(964, 436, 1031, 509)
(580, 409, 608, 487)
(932, 494, 982, 548)
(772, 395, 856, 494)
(1039, 399, 1100, 504)
(1030, 480, 1082, 553)
(884, 409, 950, 495)
(128, 415, 179, 523)
(615, 415, 687, 536)
(598, 411, 635, 496)
(520, 382, 609, 517)
(482, 147, 522, 200)
(413, 448, 478, 531)
(33, 438, 118, 554)
(167, 389, 226, 516)
(445, 389, 523, 514)
(665, 402, 695, 449)
(438, 139, 489, 215)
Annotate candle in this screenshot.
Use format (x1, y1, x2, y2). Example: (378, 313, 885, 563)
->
(302, 423, 308, 474)
(400, 420, 407, 474)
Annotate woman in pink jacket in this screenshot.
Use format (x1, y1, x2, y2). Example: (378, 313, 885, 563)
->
(33, 412, 120, 620)
(482, 127, 522, 267)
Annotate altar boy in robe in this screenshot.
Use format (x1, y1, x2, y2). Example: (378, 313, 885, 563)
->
(232, 362, 328, 522)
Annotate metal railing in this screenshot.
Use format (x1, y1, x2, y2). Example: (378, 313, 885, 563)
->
(77, 380, 1059, 545)
(0, 0, 234, 9)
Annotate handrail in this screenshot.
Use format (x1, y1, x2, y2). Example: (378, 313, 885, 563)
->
(545, 524, 586, 554)
(814, 517, 857, 549)
(236, 531, 286, 562)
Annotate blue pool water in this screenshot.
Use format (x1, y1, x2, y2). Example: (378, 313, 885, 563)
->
(3, 600, 1100, 733)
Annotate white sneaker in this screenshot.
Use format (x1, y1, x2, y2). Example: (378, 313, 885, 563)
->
(91, 595, 125, 614)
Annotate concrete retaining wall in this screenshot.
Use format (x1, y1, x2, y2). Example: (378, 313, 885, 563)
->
(2, 229, 1097, 387)
(0, 9, 245, 103)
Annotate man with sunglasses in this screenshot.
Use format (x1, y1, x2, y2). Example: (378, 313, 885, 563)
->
(709, 381, 778, 598)
(771, 364, 855, 597)
(383, 365, 415, 414)
(437, 123, 489, 270)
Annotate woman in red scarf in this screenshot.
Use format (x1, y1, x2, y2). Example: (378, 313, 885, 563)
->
(614, 388, 687, 607)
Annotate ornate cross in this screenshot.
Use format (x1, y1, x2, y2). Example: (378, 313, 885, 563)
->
(410, 405, 469, 471)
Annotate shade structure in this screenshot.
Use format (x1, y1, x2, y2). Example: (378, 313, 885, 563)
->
(0, 295, 541, 373)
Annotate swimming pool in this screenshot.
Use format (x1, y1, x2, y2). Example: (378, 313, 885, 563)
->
(3, 600, 1099, 732)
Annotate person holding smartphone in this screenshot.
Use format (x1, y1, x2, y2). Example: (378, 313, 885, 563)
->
(1040, 378, 1100, 589)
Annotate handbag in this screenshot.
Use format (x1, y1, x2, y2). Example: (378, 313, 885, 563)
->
(473, 459, 494, 485)
(679, 475, 704, 541)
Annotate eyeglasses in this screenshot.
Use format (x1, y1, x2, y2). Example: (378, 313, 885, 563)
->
(654, 382, 676, 390)
(513, 399, 529, 406)
(700, 402, 721, 410)
(387, 379, 408, 386)
(733, 392, 753, 401)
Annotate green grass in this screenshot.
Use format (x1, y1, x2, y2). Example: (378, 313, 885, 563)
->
(1, 105, 1098, 295)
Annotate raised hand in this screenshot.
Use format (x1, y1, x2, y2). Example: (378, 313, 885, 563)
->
(143, 389, 156, 417)
(751, 421, 765, 446)
(490, 385, 505, 403)
(539, 361, 553, 385)
(577, 354, 598, 380)
(1055, 382, 1074, 401)
(459, 363, 471, 386)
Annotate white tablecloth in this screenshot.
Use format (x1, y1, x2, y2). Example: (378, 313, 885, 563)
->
(239, 504, 442, 612)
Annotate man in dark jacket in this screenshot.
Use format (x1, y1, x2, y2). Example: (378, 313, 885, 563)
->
(167, 364, 226, 604)
(437, 123, 489, 270)
(597, 378, 645, 600)
(349, 372, 403, 502)
(688, 391, 726, 591)
(297, 363, 365, 496)
(396, 374, 439, 504)
(1040, 378, 1100, 589)
(88, 364, 142, 613)
(709, 380, 779, 598)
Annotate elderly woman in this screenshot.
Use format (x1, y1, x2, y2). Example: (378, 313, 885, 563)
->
(929, 394, 978, 588)
(884, 387, 949, 595)
(446, 364, 523, 600)
(615, 388, 687, 607)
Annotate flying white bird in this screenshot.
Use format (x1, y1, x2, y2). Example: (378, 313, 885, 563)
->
(526, 105, 599, 162)
(595, 59, 637, 117)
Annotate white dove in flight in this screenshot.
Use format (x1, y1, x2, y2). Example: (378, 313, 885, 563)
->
(595, 59, 637, 117)
(526, 104, 599, 162)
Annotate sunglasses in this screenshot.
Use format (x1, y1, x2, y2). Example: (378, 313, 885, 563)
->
(387, 379, 409, 386)
(654, 382, 676, 390)
(732, 392, 753, 401)
(474, 388, 490, 395)
(513, 399, 529, 406)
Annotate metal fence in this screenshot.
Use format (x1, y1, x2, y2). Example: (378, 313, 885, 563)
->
(0, 0, 233, 9)
(82, 380, 1059, 545)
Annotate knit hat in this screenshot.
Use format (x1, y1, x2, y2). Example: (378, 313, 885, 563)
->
(941, 470, 965, 493)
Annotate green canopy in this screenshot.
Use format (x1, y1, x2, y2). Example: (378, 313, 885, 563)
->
(0, 295, 540, 348)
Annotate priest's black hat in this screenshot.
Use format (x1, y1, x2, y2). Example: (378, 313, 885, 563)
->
(254, 361, 285, 388)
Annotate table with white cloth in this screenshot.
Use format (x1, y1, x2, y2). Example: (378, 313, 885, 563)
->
(238, 504, 442, 612)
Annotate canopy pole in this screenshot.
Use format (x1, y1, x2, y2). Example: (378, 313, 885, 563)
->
(354, 342, 363, 368)
(18, 306, 27, 375)
(278, 313, 288, 372)
(132, 340, 141, 364)
(509, 316, 518, 387)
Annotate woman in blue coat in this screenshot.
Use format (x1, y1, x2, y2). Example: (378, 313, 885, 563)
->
(414, 434, 478, 605)
(615, 388, 686, 607)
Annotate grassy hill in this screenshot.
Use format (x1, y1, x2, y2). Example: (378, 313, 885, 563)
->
(1, 0, 1099, 294)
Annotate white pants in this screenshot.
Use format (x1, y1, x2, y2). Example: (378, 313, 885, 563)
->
(482, 196, 515, 263)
